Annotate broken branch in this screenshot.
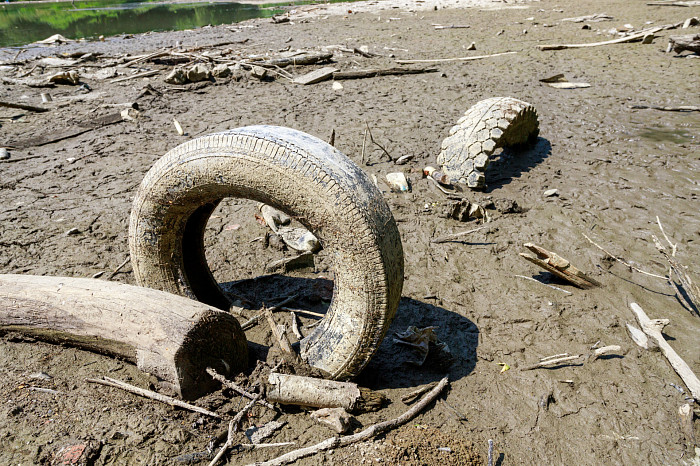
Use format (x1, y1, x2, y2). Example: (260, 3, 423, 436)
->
(520, 243, 601, 289)
(395, 51, 516, 64)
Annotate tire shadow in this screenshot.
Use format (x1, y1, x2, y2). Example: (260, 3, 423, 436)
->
(485, 137, 552, 192)
(222, 275, 479, 390)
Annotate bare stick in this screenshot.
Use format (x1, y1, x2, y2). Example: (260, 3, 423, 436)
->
(279, 307, 325, 318)
(248, 377, 448, 466)
(652, 235, 699, 313)
(241, 295, 298, 330)
(365, 122, 394, 162)
(538, 28, 661, 50)
(206, 368, 275, 410)
(327, 129, 335, 147)
(360, 128, 368, 165)
(237, 442, 295, 450)
(290, 312, 303, 339)
(86, 376, 220, 418)
(582, 233, 667, 280)
(540, 353, 570, 362)
(487, 439, 494, 466)
(431, 225, 490, 244)
(0, 100, 49, 113)
(401, 381, 438, 403)
(395, 51, 516, 64)
(110, 70, 160, 84)
(631, 105, 700, 112)
(520, 346, 620, 371)
(630, 302, 700, 400)
(209, 395, 259, 466)
(265, 310, 300, 361)
(106, 257, 130, 280)
(515, 275, 573, 295)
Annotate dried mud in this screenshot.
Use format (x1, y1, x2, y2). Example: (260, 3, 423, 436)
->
(1, 0, 699, 464)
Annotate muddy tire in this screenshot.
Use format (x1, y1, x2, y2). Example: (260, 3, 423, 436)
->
(128, 126, 404, 380)
(437, 97, 539, 189)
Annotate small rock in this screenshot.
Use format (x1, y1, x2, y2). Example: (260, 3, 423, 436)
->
(186, 63, 211, 82)
(441, 199, 470, 221)
(493, 198, 522, 214)
(582, 24, 591, 30)
(65, 227, 81, 236)
(543, 189, 559, 197)
(468, 203, 485, 219)
(164, 67, 187, 84)
(642, 34, 655, 44)
(120, 108, 140, 121)
(29, 372, 52, 381)
(250, 65, 268, 80)
(0, 148, 9, 160)
(49, 70, 80, 85)
(245, 420, 286, 444)
(467, 41, 476, 50)
(496, 29, 504, 36)
(332, 81, 343, 90)
(277, 226, 321, 253)
(311, 407, 354, 434)
(212, 64, 231, 78)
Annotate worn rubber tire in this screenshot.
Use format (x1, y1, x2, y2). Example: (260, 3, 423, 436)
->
(437, 97, 539, 189)
(128, 125, 404, 380)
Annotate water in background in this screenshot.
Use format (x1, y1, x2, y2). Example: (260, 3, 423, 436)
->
(0, 0, 282, 47)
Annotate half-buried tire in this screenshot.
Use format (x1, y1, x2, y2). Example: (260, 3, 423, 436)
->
(128, 125, 404, 380)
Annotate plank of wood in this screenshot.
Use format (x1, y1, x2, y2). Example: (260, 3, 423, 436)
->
(0, 274, 248, 399)
(4, 112, 123, 149)
(538, 28, 662, 50)
(0, 100, 49, 113)
(332, 67, 438, 79)
(292, 66, 338, 85)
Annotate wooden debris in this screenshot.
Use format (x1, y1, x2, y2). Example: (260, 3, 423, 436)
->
(249, 377, 448, 466)
(292, 66, 338, 85)
(332, 67, 438, 79)
(520, 345, 621, 370)
(647, 1, 699, 6)
(310, 407, 354, 433)
(678, 404, 696, 451)
(0, 100, 49, 113)
(86, 376, 220, 418)
(433, 24, 470, 29)
(652, 231, 699, 314)
(582, 233, 667, 280)
(257, 52, 333, 68)
(265, 252, 314, 273)
(247, 420, 286, 444)
(668, 33, 700, 53)
(0, 274, 247, 399)
(520, 243, 601, 289)
(401, 381, 438, 403)
(173, 118, 185, 136)
(626, 323, 650, 349)
(431, 225, 490, 244)
(561, 13, 614, 22)
(514, 275, 573, 295)
(395, 51, 516, 64)
(206, 368, 276, 410)
(540, 74, 590, 88)
(264, 311, 300, 361)
(631, 104, 700, 112)
(629, 302, 700, 400)
(266, 373, 384, 413)
(4, 112, 124, 150)
(209, 395, 259, 466)
(539, 28, 662, 50)
(365, 123, 394, 162)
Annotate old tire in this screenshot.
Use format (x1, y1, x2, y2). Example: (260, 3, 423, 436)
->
(437, 97, 539, 189)
(128, 125, 404, 380)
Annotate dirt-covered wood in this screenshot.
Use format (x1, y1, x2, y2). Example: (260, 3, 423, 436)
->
(668, 33, 700, 53)
(0, 274, 248, 399)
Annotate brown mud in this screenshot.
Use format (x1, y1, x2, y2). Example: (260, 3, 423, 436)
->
(1, 0, 699, 464)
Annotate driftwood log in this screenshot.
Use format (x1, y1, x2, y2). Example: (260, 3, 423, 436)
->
(266, 373, 384, 413)
(668, 33, 700, 53)
(0, 274, 248, 399)
(520, 243, 601, 289)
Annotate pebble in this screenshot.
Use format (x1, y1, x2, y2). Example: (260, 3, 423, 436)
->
(65, 227, 81, 236)
(0, 148, 9, 160)
(29, 372, 52, 380)
(332, 81, 343, 90)
(467, 41, 476, 50)
(386, 172, 410, 192)
(544, 189, 559, 197)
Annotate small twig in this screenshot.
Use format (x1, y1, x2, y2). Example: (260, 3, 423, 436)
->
(515, 275, 573, 295)
(208, 395, 259, 466)
(279, 307, 325, 318)
(631, 105, 700, 112)
(520, 346, 620, 371)
(290, 312, 303, 339)
(427, 175, 452, 195)
(86, 376, 220, 418)
(652, 234, 699, 313)
(107, 257, 130, 280)
(237, 442, 295, 451)
(110, 70, 160, 83)
(265, 310, 300, 361)
(241, 295, 298, 330)
(395, 51, 516, 64)
(401, 381, 438, 403)
(582, 233, 667, 280)
(539, 353, 570, 362)
(327, 129, 335, 147)
(365, 122, 394, 162)
(360, 128, 368, 165)
(431, 225, 490, 244)
(248, 377, 449, 466)
(487, 439, 494, 466)
(17, 64, 38, 78)
(206, 368, 275, 410)
(28, 386, 62, 395)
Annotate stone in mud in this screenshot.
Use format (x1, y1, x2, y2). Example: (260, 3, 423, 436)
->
(186, 63, 211, 82)
(164, 67, 187, 84)
(311, 407, 354, 434)
(0, 148, 9, 160)
(211, 64, 231, 78)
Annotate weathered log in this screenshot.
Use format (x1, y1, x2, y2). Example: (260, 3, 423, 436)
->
(332, 67, 438, 79)
(668, 33, 700, 53)
(0, 100, 49, 113)
(266, 373, 384, 413)
(0, 274, 248, 400)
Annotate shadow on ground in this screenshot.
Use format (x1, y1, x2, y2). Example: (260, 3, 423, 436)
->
(485, 137, 552, 192)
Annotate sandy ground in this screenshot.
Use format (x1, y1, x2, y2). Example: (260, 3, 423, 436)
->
(1, 0, 699, 464)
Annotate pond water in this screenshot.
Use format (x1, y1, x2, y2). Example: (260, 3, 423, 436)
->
(0, 0, 286, 47)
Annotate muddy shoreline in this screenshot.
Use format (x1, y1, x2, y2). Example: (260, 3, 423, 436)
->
(1, 0, 699, 464)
